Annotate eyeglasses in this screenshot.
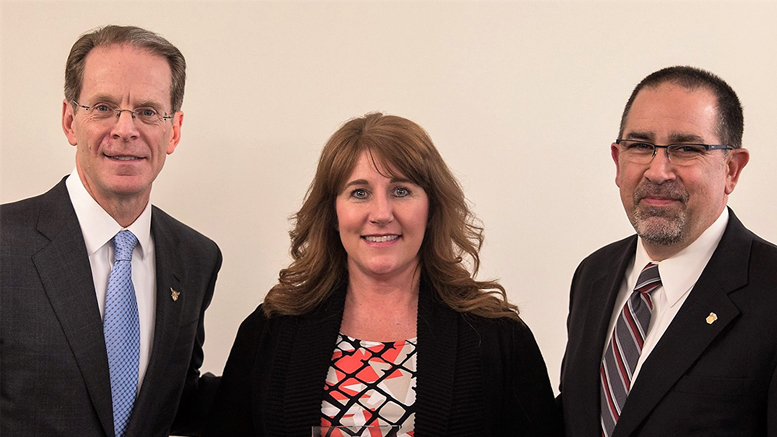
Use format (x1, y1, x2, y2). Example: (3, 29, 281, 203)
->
(73, 101, 174, 126)
(616, 139, 733, 166)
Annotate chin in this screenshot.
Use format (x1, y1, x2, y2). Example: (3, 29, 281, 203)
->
(634, 217, 685, 246)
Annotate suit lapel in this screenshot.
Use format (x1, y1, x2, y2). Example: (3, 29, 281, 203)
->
(615, 211, 750, 436)
(126, 208, 186, 433)
(32, 180, 116, 436)
(568, 238, 637, 435)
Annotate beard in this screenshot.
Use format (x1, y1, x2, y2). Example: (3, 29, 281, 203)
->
(628, 182, 690, 246)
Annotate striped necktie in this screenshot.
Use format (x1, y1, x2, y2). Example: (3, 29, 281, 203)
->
(600, 262, 661, 436)
(104, 230, 140, 437)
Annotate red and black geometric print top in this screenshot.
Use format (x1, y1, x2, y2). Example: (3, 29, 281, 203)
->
(321, 333, 417, 436)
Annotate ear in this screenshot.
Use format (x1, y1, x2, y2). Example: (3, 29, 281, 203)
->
(724, 148, 750, 195)
(166, 110, 184, 155)
(62, 99, 78, 146)
(611, 142, 622, 187)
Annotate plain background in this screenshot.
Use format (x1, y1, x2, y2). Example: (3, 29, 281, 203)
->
(2, 0, 776, 394)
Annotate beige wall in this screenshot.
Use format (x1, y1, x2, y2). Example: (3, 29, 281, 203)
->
(2, 1, 776, 393)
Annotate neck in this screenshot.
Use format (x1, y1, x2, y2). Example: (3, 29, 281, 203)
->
(92, 191, 148, 228)
(642, 241, 685, 262)
(340, 267, 421, 342)
(78, 173, 149, 228)
(346, 270, 421, 308)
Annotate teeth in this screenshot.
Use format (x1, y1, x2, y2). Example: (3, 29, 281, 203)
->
(364, 235, 399, 243)
(113, 156, 138, 161)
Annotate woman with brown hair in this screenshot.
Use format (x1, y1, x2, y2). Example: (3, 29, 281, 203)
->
(205, 113, 561, 436)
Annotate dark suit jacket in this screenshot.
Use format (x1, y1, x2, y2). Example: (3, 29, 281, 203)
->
(560, 209, 777, 436)
(1, 177, 222, 437)
(205, 278, 563, 437)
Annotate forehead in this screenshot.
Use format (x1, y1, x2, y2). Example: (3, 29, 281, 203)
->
(624, 82, 720, 142)
(80, 44, 172, 106)
(344, 151, 408, 182)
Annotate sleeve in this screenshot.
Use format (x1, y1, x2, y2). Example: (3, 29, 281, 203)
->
(511, 320, 564, 437)
(203, 305, 268, 437)
(172, 244, 224, 436)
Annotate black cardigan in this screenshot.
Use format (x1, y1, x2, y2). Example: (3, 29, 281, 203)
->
(205, 280, 562, 436)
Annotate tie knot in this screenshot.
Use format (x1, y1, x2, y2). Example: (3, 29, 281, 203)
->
(113, 230, 138, 262)
(635, 262, 661, 295)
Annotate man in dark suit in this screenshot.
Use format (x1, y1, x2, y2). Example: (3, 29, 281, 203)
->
(560, 66, 777, 436)
(1, 25, 221, 436)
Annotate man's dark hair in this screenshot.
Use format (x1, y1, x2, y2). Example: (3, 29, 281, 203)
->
(619, 66, 744, 148)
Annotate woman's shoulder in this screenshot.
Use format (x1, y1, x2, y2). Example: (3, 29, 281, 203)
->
(458, 311, 540, 350)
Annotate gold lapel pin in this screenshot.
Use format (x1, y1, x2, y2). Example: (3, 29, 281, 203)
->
(706, 312, 718, 324)
(171, 288, 180, 302)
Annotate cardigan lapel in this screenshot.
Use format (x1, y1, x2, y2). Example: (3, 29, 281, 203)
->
(126, 207, 186, 434)
(414, 281, 459, 436)
(269, 279, 461, 436)
(279, 287, 346, 437)
(614, 210, 750, 436)
(32, 180, 115, 436)
(565, 237, 637, 436)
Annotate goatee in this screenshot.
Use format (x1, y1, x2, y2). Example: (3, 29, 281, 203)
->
(629, 182, 689, 246)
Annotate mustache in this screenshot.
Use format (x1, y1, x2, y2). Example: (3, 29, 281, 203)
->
(633, 182, 689, 204)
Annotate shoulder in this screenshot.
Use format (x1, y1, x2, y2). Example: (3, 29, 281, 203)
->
(720, 212, 777, 282)
(571, 234, 636, 281)
(749, 233, 777, 263)
(151, 205, 221, 254)
(1, 180, 67, 221)
(458, 312, 540, 355)
(1, 194, 44, 232)
(577, 235, 636, 268)
(1, 180, 71, 244)
(228, 303, 310, 369)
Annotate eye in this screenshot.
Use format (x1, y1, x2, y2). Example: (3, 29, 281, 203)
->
(392, 186, 410, 197)
(137, 107, 158, 118)
(93, 103, 113, 113)
(669, 144, 706, 157)
(626, 141, 654, 152)
(350, 188, 368, 199)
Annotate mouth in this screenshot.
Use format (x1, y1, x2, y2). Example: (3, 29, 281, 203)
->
(362, 235, 400, 243)
(105, 153, 143, 161)
(634, 183, 688, 208)
(639, 196, 681, 206)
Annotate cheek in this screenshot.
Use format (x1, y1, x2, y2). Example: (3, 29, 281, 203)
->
(334, 202, 352, 233)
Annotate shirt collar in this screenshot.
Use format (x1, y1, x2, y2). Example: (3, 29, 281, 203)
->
(633, 208, 729, 307)
(66, 168, 152, 259)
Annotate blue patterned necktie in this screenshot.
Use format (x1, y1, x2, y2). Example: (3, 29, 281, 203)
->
(104, 230, 140, 437)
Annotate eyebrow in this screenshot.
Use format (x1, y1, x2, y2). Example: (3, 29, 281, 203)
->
(341, 177, 415, 190)
(83, 94, 166, 110)
(624, 130, 706, 143)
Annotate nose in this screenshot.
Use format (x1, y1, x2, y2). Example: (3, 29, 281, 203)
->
(368, 194, 394, 225)
(643, 147, 677, 184)
(110, 110, 140, 140)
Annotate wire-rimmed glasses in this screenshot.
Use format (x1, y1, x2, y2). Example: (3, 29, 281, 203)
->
(73, 100, 174, 126)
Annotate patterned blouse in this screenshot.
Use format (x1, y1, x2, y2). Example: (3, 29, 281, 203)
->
(321, 334, 418, 437)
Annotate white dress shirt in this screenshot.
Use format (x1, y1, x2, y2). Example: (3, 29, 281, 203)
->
(66, 168, 156, 392)
(602, 208, 729, 384)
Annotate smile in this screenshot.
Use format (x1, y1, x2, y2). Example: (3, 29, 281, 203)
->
(106, 154, 142, 161)
(640, 196, 681, 206)
(363, 235, 400, 243)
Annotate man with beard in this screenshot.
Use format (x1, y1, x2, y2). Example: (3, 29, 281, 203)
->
(559, 66, 777, 436)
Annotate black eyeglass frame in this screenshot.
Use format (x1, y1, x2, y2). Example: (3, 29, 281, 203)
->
(615, 138, 733, 161)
